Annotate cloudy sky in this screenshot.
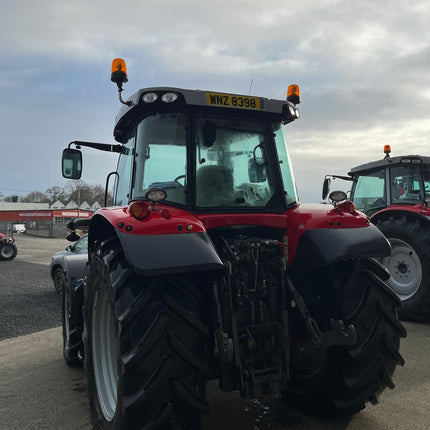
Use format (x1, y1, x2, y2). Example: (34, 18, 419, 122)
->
(1, 0, 429, 203)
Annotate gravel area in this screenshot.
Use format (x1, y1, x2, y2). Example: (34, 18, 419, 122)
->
(0, 234, 69, 340)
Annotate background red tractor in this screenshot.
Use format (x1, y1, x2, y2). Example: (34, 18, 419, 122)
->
(61, 59, 405, 430)
(324, 145, 430, 321)
(0, 232, 18, 261)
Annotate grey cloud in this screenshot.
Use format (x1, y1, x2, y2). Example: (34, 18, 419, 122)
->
(1, 0, 430, 202)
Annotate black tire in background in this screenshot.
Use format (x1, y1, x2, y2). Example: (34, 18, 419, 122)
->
(53, 266, 66, 294)
(0, 243, 18, 261)
(376, 215, 430, 321)
(284, 258, 406, 417)
(84, 236, 212, 430)
(62, 282, 83, 367)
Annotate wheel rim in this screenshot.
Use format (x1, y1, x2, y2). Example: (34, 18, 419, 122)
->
(54, 269, 65, 293)
(92, 284, 118, 422)
(1, 245, 14, 259)
(381, 238, 422, 300)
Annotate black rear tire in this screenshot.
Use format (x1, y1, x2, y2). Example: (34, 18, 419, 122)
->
(376, 215, 430, 321)
(0, 243, 17, 261)
(84, 236, 211, 429)
(284, 258, 406, 416)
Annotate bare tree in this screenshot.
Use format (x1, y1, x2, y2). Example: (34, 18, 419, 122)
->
(65, 180, 107, 205)
(45, 186, 68, 204)
(21, 191, 50, 203)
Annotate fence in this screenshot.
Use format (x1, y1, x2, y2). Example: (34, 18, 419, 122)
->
(1, 220, 72, 239)
(0, 221, 13, 236)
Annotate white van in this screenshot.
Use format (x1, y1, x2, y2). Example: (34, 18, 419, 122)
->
(13, 224, 26, 233)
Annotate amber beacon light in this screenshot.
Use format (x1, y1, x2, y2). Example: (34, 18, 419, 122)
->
(111, 58, 131, 106)
(111, 58, 128, 85)
(287, 84, 300, 105)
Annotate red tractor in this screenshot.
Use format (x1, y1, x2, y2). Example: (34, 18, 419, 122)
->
(61, 59, 405, 430)
(0, 232, 18, 261)
(323, 146, 430, 321)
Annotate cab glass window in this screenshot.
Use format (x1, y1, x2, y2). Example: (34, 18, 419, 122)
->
(352, 169, 386, 213)
(194, 114, 276, 208)
(273, 123, 298, 206)
(114, 134, 134, 205)
(424, 166, 430, 198)
(390, 165, 424, 204)
(134, 113, 187, 205)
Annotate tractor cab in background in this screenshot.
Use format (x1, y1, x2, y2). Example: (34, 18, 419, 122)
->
(323, 145, 430, 320)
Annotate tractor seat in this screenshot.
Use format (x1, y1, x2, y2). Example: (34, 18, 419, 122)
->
(196, 165, 234, 206)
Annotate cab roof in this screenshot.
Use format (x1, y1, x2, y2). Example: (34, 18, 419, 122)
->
(113, 87, 296, 142)
(349, 154, 430, 177)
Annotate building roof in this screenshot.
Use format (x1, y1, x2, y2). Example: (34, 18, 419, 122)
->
(50, 200, 65, 209)
(65, 200, 78, 209)
(79, 201, 91, 211)
(0, 202, 50, 211)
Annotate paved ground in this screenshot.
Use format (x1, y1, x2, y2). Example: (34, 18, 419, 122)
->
(0, 235, 429, 429)
(0, 234, 68, 340)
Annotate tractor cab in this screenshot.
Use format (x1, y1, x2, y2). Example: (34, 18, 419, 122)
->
(323, 146, 430, 216)
(324, 146, 430, 320)
(350, 146, 430, 216)
(63, 59, 301, 214)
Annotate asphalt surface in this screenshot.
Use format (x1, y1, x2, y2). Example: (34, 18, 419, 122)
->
(0, 234, 68, 340)
(0, 235, 430, 430)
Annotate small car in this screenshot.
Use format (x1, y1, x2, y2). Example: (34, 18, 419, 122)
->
(0, 232, 18, 261)
(50, 234, 88, 293)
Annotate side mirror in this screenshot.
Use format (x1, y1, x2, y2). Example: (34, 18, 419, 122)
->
(248, 158, 266, 183)
(253, 144, 267, 166)
(62, 148, 82, 179)
(322, 177, 331, 200)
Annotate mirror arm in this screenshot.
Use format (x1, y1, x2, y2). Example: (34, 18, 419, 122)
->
(68, 141, 122, 153)
(325, 174, 353, 181)
(66, 218, 91, 230)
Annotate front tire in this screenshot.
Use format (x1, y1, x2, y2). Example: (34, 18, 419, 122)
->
(284, 258, 406, 416)
(0, 243, 17, 261)
(377, 215, 430, 321)
(84, 236, 211, 429)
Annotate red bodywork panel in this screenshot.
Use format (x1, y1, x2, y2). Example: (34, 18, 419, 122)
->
(94, 201, 370, 266)
(285, 203, 369, 264)
(96, 205, 207, 235)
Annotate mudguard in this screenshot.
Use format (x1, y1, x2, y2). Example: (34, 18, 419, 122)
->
(293, 223, 391, 270)
(116, 230, 224, 275)
(89, 206, 225, 276)
(63, 253, 88, 290)
(370, 205, 430, 225)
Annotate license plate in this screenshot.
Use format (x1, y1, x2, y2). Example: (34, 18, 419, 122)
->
(206, 92, 261, 109)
